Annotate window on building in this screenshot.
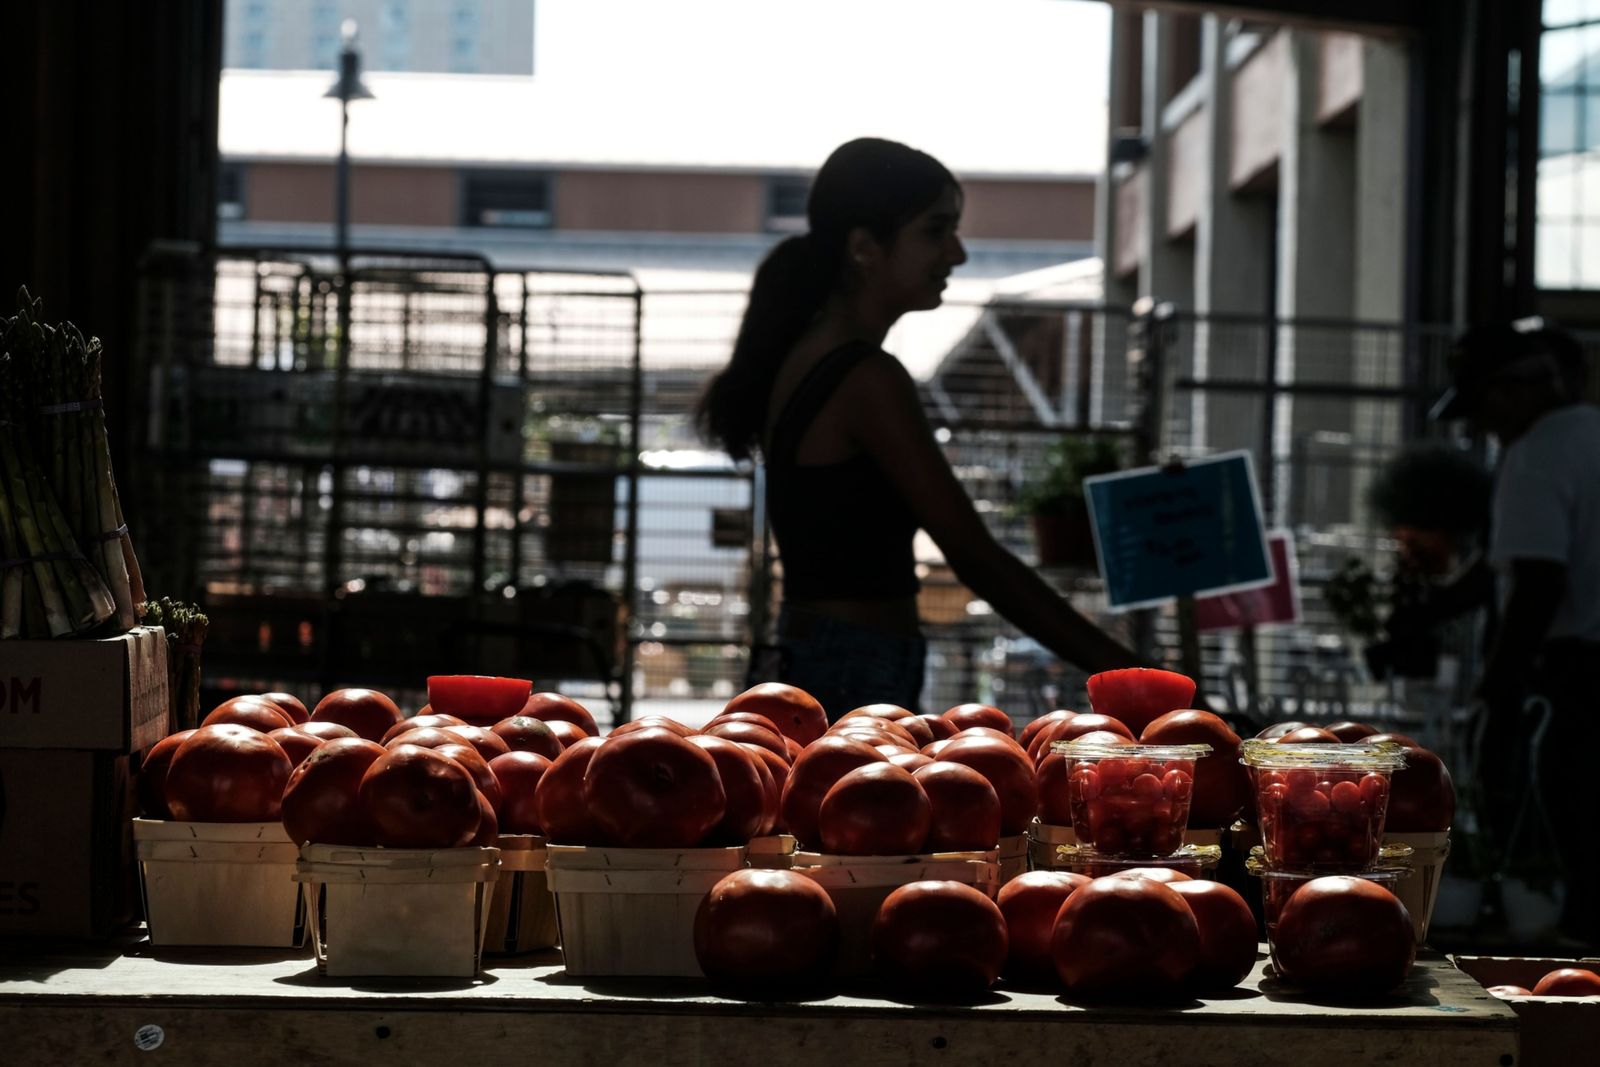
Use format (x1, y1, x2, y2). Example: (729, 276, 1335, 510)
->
(379, 0, 412, 71)
(452, 4, 482, 73)
(311, 0, 340, 69)
(462, 171, 552, 228)
(1538, 0, 1600, 288)
(218, 162, 246, 220)
(766, 175, 809, 233)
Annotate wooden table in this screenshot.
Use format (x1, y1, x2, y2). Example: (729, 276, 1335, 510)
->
(0, 941, 1518, 1066)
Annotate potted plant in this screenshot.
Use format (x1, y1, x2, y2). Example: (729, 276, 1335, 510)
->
(1018, 435, 1124, 568)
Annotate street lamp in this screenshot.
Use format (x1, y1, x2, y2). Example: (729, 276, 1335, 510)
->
(323, 19, 374, 259)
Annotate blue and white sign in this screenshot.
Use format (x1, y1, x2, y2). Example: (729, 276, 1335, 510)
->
(1084, 451, 1273, 612)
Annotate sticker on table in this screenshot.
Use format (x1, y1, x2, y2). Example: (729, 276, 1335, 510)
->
(1084, 451, 1272, 612)
(1194, 530, 1301, 632)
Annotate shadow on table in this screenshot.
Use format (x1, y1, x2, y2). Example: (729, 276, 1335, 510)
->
(273, 966, 499, 994)
(1256, 968, 1442, 1009)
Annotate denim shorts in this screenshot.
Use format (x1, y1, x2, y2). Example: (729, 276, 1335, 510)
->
(772, 606, 927, 722)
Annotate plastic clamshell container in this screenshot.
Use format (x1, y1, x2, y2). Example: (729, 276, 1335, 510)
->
(134, 818, 305, 948)
(1241, 740, 1408, 871)
(294, 844, 500, 978)
(1050, 842, 1222, 880)
(1049, 741, 1212, 858)
(1245, 849, 1413, 971)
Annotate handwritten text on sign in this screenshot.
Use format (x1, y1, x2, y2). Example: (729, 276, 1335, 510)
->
(1084, 451, 1273, 611)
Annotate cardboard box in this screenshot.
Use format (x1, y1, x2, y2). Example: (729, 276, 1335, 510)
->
(1454, 955, 1600, 1067)
(0, 628, 169, 939)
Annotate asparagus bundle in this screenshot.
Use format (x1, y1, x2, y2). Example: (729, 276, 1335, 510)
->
(140, 598, 210, 731)
(1, 289, 145, 638)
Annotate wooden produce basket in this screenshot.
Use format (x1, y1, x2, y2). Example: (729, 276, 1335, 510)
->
(1454, 955, 1600, 1067)
(484, 835, 558, 955)
(1384, 829, 1450, 944)
(793, 851, 999, 977)
(295, 844, 500, 978)
(133, 819, 304, 948)
(1027, 819, 1077, 870)
(544, 844, 747, 978)
(748, 834, 797, 870)
(998, 833, 1028, 887)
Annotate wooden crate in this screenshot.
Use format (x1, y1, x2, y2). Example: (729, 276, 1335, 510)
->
(748, 834, 797, 870)
(1454, 955, 1600, 1067)
(1028, 820, 1077, 870)
(133, 819, 304, 948)
(793, 852, 1000, 977)
(484, 835, 559, 955)
(295, 844, 500, 978)
(544, 844, 747, 978)
(1384, 830, 1449, 944)
(998, 834, 1028, 887)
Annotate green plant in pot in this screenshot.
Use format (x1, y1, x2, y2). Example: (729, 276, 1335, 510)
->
(1019, 435, 1124, 568)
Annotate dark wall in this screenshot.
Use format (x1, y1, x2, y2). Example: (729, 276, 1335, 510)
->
(0, 0, 222, 518)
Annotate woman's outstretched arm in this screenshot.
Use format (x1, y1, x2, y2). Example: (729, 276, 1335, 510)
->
(843, 352, 1144, 673)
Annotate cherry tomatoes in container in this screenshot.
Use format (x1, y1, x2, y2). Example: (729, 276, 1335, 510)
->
(1140, 709, 1250, 829)
(1241, 740, 1407, 869)
(426, 675, 532, 727)
(1056, 740, 1210, 858)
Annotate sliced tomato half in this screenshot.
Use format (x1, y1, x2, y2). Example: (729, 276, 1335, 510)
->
(426, 675, 534, 726)
(1085, 668, 1197, 736)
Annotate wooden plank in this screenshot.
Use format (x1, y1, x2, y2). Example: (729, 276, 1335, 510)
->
(0, 943, 1517, 1065)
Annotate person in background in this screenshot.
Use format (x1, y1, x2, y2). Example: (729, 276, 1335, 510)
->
(695, 138, 1142, 720)
(1432, 318, 1600, 950)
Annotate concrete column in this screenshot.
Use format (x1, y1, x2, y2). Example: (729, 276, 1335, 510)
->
(1139, 10, 1195, 308)
(1355, 39, 1410, 327)
(1097, 9, 1140, 311)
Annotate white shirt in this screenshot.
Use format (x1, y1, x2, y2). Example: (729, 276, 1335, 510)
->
(1490, 403, 1600, 642)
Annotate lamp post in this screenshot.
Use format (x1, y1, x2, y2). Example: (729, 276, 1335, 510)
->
(323, 19, 374, 260)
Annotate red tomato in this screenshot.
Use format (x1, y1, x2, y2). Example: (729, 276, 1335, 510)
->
(936, 735, 1040, 836)
(704, 720, 790, 762)
(520, 692, 600, 737)
(835, 726, 907, 751)
(841, 703, 913, 722)
(871, 880, 1009, 995)
(1141, 709, 1249, 828)
(280, 737, 387, 845)
(779, 735, 889, 849)
(296, 721, 359, 742)
(543, 719, 590, 749)
(997, 871, 1089, 982)
(425, 675, 532, 726)
(609, 715, 693, 738)
(358, 744, 483, 849)
(831, 716, 918, 747)
(872, 743, 915, 761)
(741, 743, 779, 836)
(914, 714, 959, 742)
(1531, 969, 1600, 996)
(922, 738, 954, 760)
(1271, 876, 1416, 994)
(1384, 747, 1455, 832)
(1257, 721, 1309, 739)
(1035, 752, 1075, 825)
(1253, 762, 1393, 867)
(1325, 720, 1379, 742)
(1487, 984, 1532, 998)
(1051, 875, 1201, 997)
(467, 788, 498, 846)
(705, 711, 783, 737)
(442, 724, 512, 762)
(1086, 669, 1197, 736)
(953, 726, 1028, 754)
(311, 688, 404, 743)
(1019, 710, 1076, 751)
(382, 727, 460, 751)
(694, 869, 839, 986)
(913, 760, 1001, 852)
(942, 703, 1016, 738)
(817, 763, 931, 855)
(535, 735, 608, 844)
(136, 730, 196, 819)
(486, 751, 553, 835)
(201, 696, 292, 733)
(890, 752, 934, 774)
(1168, 880, 1258, 991)
(784, 736, 804, 763)
(434, 742, 505, 814)
(688, 734, 768, 845)
(841, 707, 933, 748)
(1365, 732, 1421, 749)
(259, 692, 310, 724)
(380, 713, 468, 744)
(1104, 867, 1191, 884)
(724, 683, 828, 746)
(268, 727, 323, 768)
(166, 724, 293, 822)
(742, 743, 792, 831)
(1276, 726, 1342, 745)
(490, 716, 564, 760)
(584, 728, 726, 848)
(1032, 713, 1135, 764)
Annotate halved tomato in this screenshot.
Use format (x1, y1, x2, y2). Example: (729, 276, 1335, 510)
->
(1085, 669, 1198, 736)
(426, 675, 534, 726)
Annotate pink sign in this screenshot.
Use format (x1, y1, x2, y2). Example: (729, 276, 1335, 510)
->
(1193, 531, 1300, 632)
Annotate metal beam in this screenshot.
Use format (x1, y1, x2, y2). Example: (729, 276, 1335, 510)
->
(1102, 1, 1423, 38)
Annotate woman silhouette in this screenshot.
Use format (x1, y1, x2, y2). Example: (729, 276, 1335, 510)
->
(697, 138, 1141, 720)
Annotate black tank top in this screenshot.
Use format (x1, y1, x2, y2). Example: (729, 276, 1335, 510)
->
(765, 341, 921, 601)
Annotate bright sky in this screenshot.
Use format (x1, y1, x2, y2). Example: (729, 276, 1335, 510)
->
(221, 0, 1112, 177)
